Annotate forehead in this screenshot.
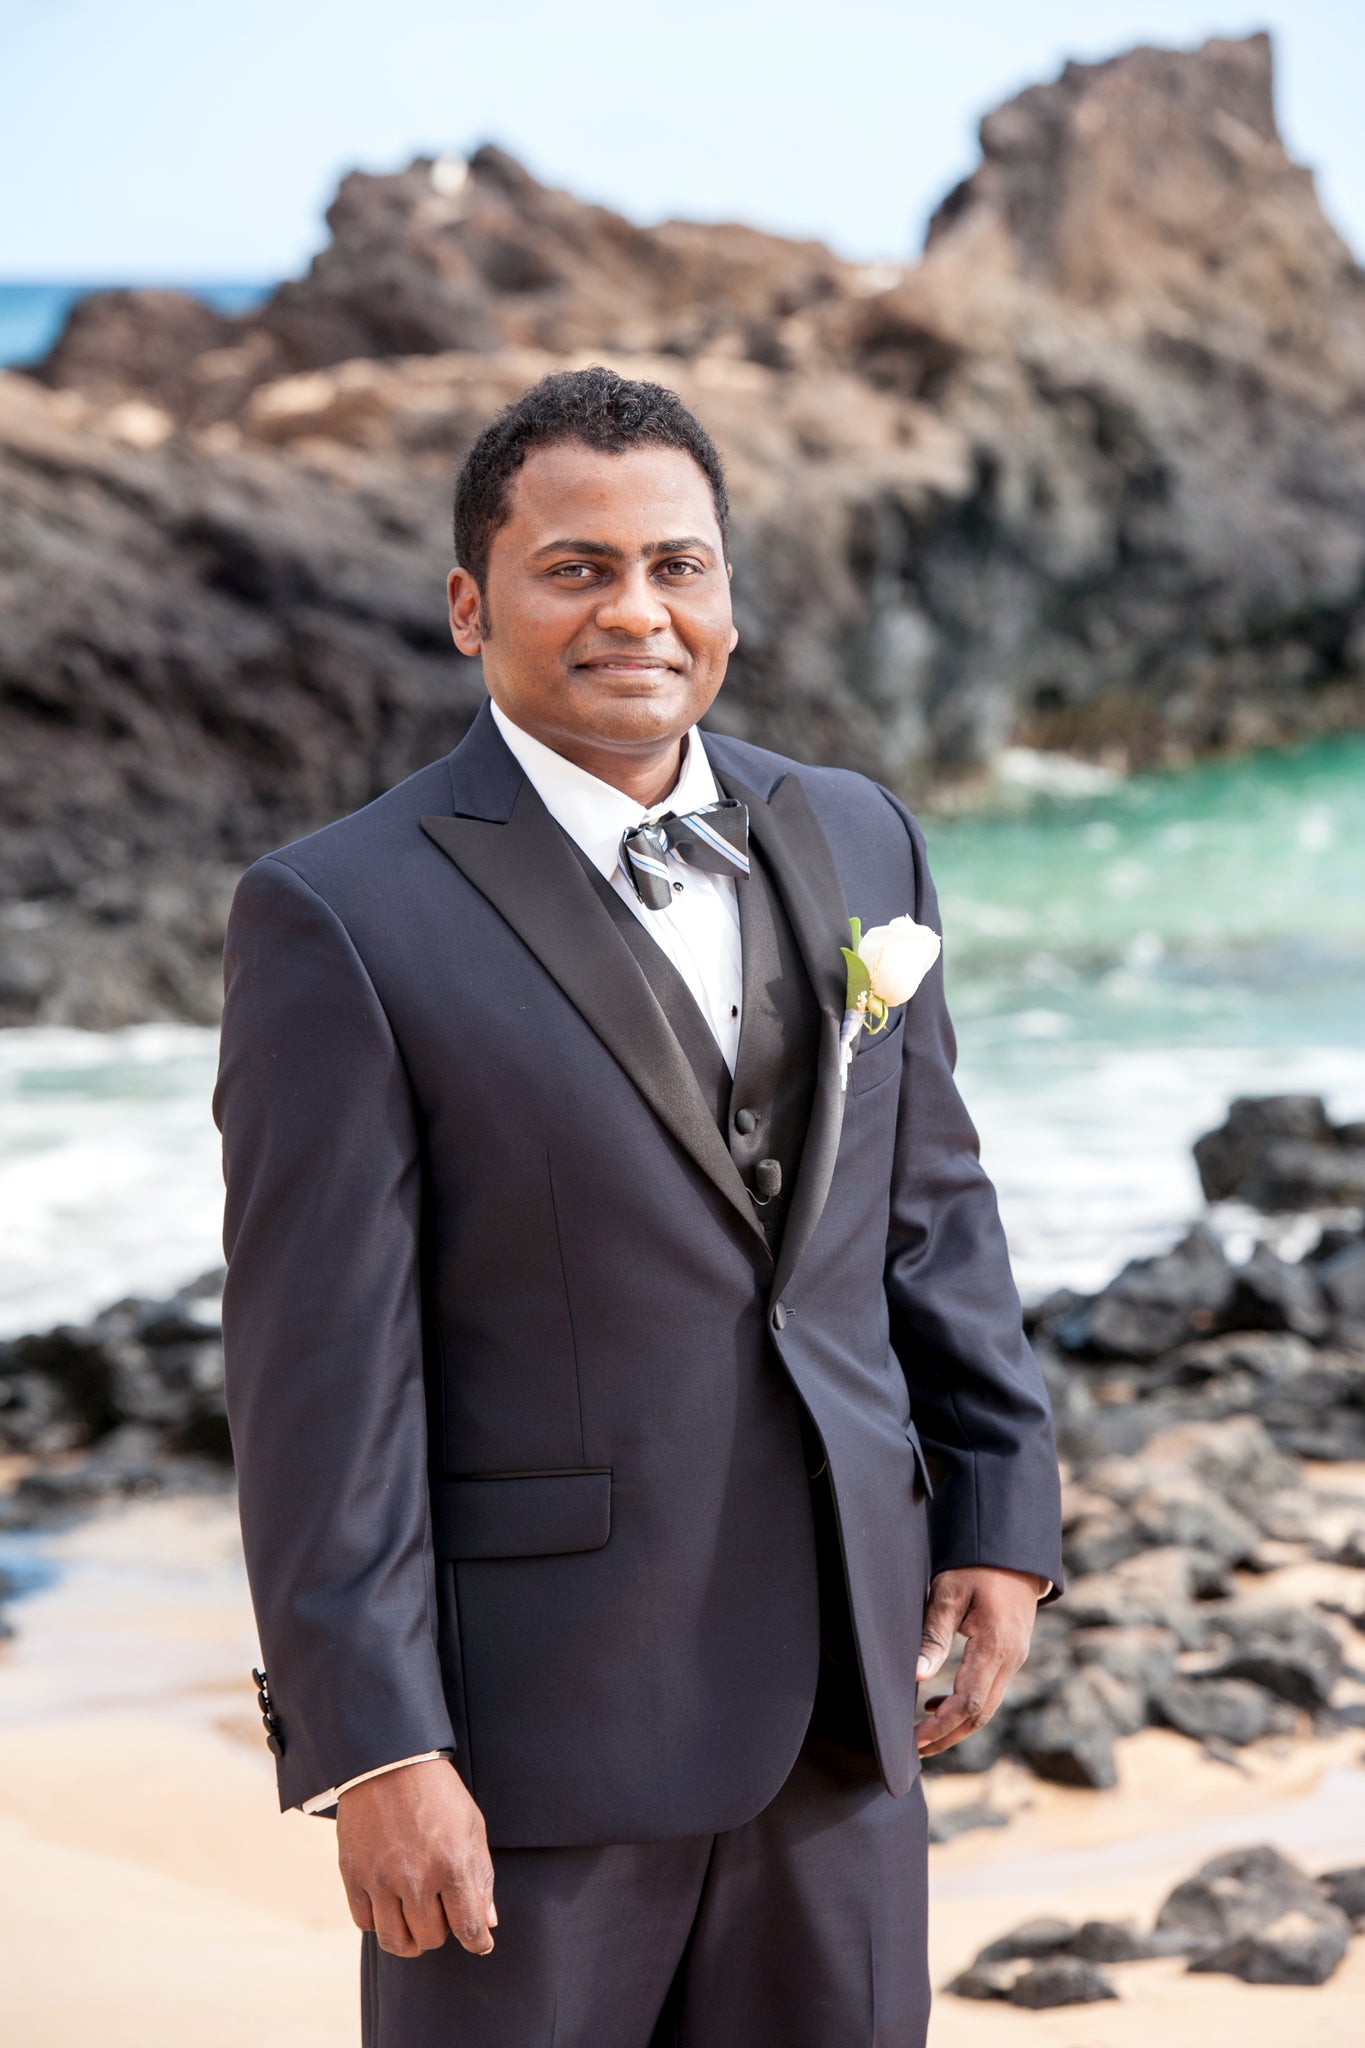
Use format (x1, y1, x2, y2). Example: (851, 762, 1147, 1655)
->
(499, 440, 722, 551)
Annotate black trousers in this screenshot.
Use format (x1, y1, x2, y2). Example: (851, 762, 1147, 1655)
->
(362, 1470, 930, 2048)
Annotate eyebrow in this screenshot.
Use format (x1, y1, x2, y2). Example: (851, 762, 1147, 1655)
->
(529, 535, 718, 563)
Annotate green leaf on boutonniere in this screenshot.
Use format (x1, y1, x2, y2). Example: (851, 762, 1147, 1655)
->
(841, 945, 870, 1013)
(842, 915, 891, 1030)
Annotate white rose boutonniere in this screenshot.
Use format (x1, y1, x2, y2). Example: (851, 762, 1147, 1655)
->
(838, 914, 941, 1090)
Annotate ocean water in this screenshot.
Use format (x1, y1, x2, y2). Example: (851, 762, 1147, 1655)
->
(0, 281, 268, 369)
(0, 737, 1362, 1335)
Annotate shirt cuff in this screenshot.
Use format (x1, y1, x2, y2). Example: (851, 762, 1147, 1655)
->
(300, 1750, 452, 1815)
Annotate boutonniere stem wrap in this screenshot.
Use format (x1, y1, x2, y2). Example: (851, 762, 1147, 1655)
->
(838, 915, 941, 1091)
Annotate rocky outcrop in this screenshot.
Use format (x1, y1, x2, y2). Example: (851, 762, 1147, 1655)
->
(1195, 1096, 1365, 1215)
(37, 143, 854, 411)
(5, 32, 1365, 1025)
(949, 1846, 1358, 2004)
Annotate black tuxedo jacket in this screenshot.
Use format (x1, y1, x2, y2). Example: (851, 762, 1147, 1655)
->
(215, 703, 1063, 1847)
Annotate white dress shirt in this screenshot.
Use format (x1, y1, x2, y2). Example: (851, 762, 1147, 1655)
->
(490, 699, 745, 1069)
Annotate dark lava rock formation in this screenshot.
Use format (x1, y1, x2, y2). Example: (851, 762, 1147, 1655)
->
(949, 1844, 1360, 2003)
(4, 32, 1365, 1024)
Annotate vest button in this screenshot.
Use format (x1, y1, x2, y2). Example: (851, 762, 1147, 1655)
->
(771, 1301, 788, 1331)
(734, 1107, 758, 1135)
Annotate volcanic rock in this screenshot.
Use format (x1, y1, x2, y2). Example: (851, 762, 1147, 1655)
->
(1069, 1624, 1179, 1696)
(1007, 1958, 1120, 2008)
(1014, 1669, 1129, 1787)
(1189, 1903, 1351, 1985)
(1318, 1866, 1365, 1924)
(1157, 1843, 1320, 1948)
(926, 1800, 1010, 1844)
(1228, 1246, 1331, 1340)
(1195, 1096, 1365, 1212)
(1320, 1241, 1365, 1336)
(1255, 1356, 1365, 1460)
(0, 1275, 231, 1521)
(1153, 1675, 1296, 1746)
(1055, 1227, 1235, 1360)
(5, 33, 1365, 1024)
(975, 1917, 1077, 1965)
(1206, 1607, 1345, 1709)
(948, 1950, 1119, 2007)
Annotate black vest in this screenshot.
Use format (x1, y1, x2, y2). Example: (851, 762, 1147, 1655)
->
(570, 839, 821, 1256)
(573, 830, 865, 1717)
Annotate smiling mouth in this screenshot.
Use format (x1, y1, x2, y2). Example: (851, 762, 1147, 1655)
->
(575, 656, 677, 674)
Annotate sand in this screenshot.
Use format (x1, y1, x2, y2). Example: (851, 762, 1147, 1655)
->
(1, 1494, 1363, 2045)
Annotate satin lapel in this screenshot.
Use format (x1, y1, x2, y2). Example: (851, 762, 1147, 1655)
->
(714, 767, 852, 1303)
(420, 781, 768, 1254)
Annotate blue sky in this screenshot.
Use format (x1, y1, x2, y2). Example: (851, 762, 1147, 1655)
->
(3, 0, 1363, 278)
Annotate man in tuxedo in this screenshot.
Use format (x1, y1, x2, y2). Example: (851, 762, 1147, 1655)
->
(215, 365, 1062, 2046)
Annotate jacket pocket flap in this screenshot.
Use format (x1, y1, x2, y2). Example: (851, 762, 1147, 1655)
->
(432, 1469, 612, 1560)
(904, 1421, 935, 1500)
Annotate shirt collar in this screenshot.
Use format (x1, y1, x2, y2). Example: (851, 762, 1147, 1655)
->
(488, 698, 721, 882)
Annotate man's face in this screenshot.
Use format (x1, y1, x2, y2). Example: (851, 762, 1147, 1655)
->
(448, 439, 737, 769)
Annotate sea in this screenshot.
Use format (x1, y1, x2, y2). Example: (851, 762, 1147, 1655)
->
(2, 737, 1362, 1338)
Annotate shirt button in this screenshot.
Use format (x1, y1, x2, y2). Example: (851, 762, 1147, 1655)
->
(672, 880, 684, 893)
(771, 1301, 788, 1331)
(734, 1108, 757, 1135)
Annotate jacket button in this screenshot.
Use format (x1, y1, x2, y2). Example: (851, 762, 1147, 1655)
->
(266, 1732, 285, 1757)
(734, 1108, 758, 1135)
(771, 1301, 788, 1331)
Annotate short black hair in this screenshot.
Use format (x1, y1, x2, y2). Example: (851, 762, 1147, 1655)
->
(452, 365, 730, 595)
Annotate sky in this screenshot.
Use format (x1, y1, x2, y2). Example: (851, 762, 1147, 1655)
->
(3, 0, 1364, 279)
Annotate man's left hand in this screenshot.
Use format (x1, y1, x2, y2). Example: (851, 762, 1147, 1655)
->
(914, 1566, 1047, 1759)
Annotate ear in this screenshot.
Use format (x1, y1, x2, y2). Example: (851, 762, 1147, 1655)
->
(448, 566, 485, 654)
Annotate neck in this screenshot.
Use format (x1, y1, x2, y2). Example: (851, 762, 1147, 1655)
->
(559, 738, 685, 809)
(497, 707, 687, 808)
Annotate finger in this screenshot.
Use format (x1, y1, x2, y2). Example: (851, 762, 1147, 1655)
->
(917, 1584, 967, 1681)
(400, 1890, 451, 1954)
(915, 1638, 1002, 1754)
(372, 1893, 420, 1959)
(441, 1886, 496, 1956)
(915, 1657, 1018, 1758)
(915, 1689, 977, 1753)
(345, 1881, 377, 1934)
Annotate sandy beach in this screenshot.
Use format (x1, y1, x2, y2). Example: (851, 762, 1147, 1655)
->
(0, 1493, 1362, 2046)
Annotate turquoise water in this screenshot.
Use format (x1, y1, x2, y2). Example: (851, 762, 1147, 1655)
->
(929, 735, 1365, 1052)
(0, 739, 1361, 1331)
(927, 735, 1365, 1296)
(0, 281, 268, 368)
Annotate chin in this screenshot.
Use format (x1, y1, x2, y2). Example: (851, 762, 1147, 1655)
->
(571, 688, 689, 745)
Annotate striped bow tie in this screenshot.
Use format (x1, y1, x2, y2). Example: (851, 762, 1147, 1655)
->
(619, 800, 750, 911)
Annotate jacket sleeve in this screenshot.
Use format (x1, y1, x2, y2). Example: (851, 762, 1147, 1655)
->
(878, 792, 1064, 1598)
(214, 854, 456, 1811)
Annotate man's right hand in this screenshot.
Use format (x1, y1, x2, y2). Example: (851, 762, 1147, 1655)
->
(337, 1756, 497, 1957)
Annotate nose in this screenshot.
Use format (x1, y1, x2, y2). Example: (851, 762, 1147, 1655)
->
(593, 563, 670, 638)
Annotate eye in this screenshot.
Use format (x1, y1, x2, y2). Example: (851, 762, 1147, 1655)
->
(549, 562, 600, 582)
(657, 558, 704, 579)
